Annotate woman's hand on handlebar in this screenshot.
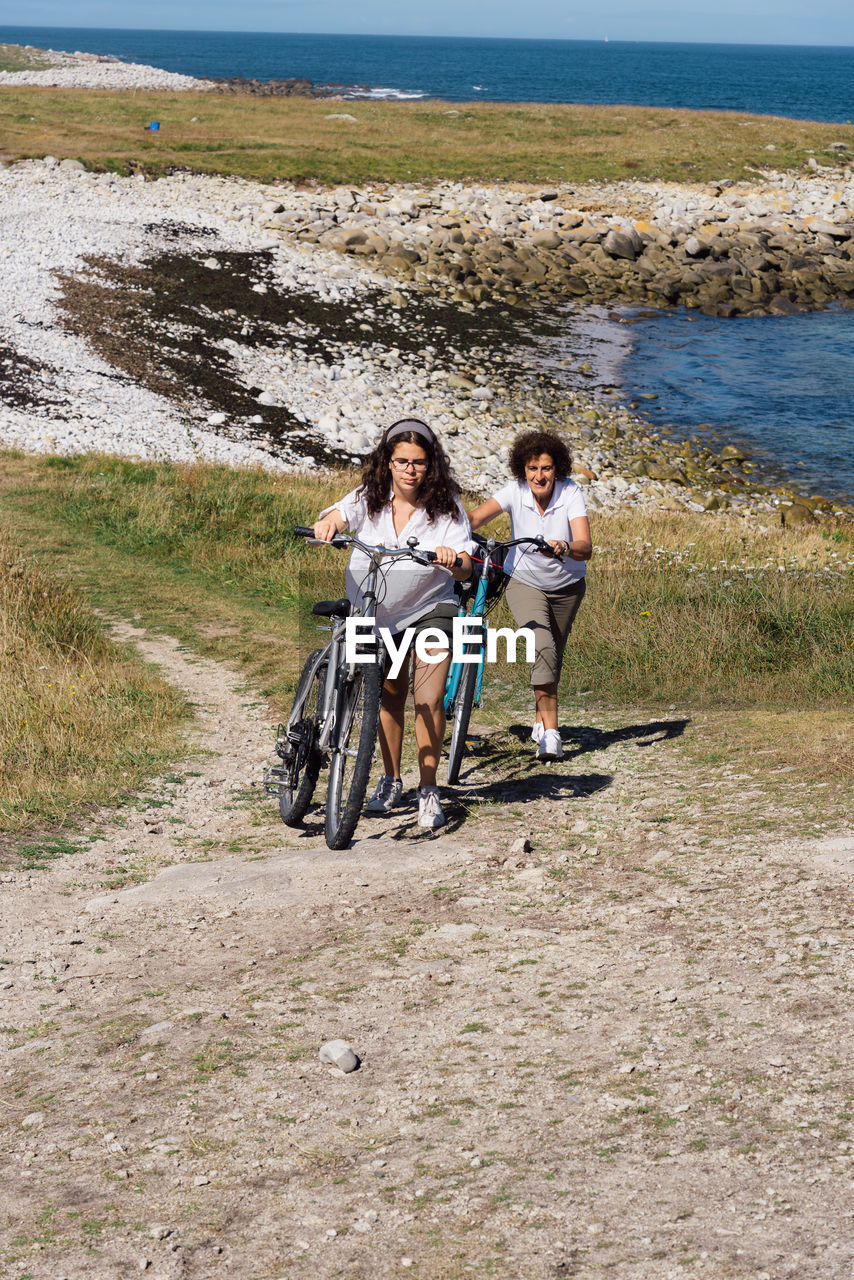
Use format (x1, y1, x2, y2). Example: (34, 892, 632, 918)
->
(543, 538, 567, 558)
(433, 546, 472, 580)
(312, 510, 346, 542)
(431, 544, 459, 569)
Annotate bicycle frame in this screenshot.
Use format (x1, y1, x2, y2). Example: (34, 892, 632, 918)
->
(444, 534, 553, 716)
(293, 623, 347, 759)
(289, 535, 393, 760)
(444, 574, 490, 713)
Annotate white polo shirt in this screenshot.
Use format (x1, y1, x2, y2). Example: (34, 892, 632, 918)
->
(493, 478, 588, 590)
(320, 487, 474, 631)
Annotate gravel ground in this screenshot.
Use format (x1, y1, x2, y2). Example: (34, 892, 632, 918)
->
(1, 625, 853, 1279)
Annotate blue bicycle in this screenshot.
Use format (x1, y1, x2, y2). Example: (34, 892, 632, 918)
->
(444, 533, 552, 784)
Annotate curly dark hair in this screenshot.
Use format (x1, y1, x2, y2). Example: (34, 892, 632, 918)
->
(357, 420, 462, 520)
(508, 430, 573, 482)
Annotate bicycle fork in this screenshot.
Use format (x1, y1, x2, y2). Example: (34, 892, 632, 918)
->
(327, 631, 384, 762)
(444, 617, 486, 712)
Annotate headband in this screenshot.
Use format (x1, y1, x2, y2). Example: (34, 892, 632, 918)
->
(384, 419, 435, 448)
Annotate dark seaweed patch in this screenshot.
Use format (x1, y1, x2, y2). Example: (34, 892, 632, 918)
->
(56, 251, 332, 461)
(0, 343, 61, 412)
(54, 248, 568, 463)
(142, 220, 219, 239)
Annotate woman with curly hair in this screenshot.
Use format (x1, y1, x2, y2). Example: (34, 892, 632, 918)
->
(312, 420, 473, 829)
(468, 429, 592, 762)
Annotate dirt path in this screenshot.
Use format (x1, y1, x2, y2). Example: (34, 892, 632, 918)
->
(2, 627, 853, 1280)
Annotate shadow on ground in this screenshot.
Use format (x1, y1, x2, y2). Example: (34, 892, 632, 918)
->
(280, 718, 690, 845)
(510, 716, 691, 755)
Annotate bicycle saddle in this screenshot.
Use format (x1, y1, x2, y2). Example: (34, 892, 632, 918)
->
(312, 598, 351, 618)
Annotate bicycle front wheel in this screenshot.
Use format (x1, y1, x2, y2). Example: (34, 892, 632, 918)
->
(325, 659, 384, 850)
(278, 649, 326, 827)
(447, 660, 478, 785)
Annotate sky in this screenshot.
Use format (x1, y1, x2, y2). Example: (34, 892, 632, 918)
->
(4, 0, 854, 46)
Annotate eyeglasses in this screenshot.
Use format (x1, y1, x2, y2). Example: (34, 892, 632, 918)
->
(390, 459, 428, 472)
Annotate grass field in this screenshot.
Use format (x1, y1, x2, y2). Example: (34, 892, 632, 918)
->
(2, 85, 853, 184)
(1, 450, 851, 832)
(0, 43, 54, 74)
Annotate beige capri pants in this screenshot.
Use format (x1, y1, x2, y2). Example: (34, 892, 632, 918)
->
(504, 576, 587, 686)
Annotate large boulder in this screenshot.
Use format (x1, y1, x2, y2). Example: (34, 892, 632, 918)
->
(602, 227, 642, 260)
(781, 503, 815, 527)
(683, 235, 710, 258)
(531, 229, 562, 250)
(645, 462, 689, 485)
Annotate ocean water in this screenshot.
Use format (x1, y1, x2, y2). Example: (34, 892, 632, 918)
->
(2, 25, 854, 121)
(549, 306, 854, 504)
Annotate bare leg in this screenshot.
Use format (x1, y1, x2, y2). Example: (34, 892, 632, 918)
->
(377, 654, 410, 778)
(412, 648, 452, 788)
(534, 682, 559, 732)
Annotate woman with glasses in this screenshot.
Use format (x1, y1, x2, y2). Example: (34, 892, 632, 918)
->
(312, 420, 473, 830)
(468, 429, 592, 763)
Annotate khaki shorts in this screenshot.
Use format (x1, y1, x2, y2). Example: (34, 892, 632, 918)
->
(504, 576, 586, 686)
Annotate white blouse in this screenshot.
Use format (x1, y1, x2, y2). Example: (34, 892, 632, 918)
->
(493, 478, 588, 590)
(320, 487, 474, 632)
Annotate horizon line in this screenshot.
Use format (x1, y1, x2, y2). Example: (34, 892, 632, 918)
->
(2, 24, 854, 51)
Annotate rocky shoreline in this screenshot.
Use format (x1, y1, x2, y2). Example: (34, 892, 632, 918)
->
(208, 75, 369, 99)
(0, 42, 373, 98)
(0, 152, 851, 524)
(264, 167, 854, 318)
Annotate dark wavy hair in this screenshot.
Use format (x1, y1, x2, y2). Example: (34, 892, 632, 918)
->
(357, 420, 462, 520)
(508, 429, 573, 482)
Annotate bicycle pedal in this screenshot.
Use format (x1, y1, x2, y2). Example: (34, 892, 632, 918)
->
(277, 721, 308, 760)
(263, 765, 287, 795)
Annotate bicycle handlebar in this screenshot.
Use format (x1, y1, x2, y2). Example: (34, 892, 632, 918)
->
(294, 526, 463, 568)
(471, 533, 558, 568)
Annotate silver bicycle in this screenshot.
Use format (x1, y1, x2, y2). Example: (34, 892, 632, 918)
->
(266, 527, 452, 850)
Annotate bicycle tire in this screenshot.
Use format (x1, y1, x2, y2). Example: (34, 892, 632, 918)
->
(278, 649, 326, 826)
(447, 659, 478, 785)
(324, 658, 384, 850)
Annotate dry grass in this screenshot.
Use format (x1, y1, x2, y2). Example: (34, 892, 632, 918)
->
(577, 508, 854, 702)
(0, 527, 188, 831)
(704, 706, 854, 782)
(1, 86, 853, 184)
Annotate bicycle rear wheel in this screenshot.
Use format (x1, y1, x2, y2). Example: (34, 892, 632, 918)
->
(446, 660, 478, 785)
(278, 649, 326, 826)
(325, 659, 384, 849)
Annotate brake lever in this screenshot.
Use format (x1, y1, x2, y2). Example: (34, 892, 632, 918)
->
(408, 540, 463, 569)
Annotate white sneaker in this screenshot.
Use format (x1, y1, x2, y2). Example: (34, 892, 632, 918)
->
(417, 786, 446, 830)
(366, 775, 403, 813)
(530, 719, 545, 743)
(537, 729, 564, 761)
